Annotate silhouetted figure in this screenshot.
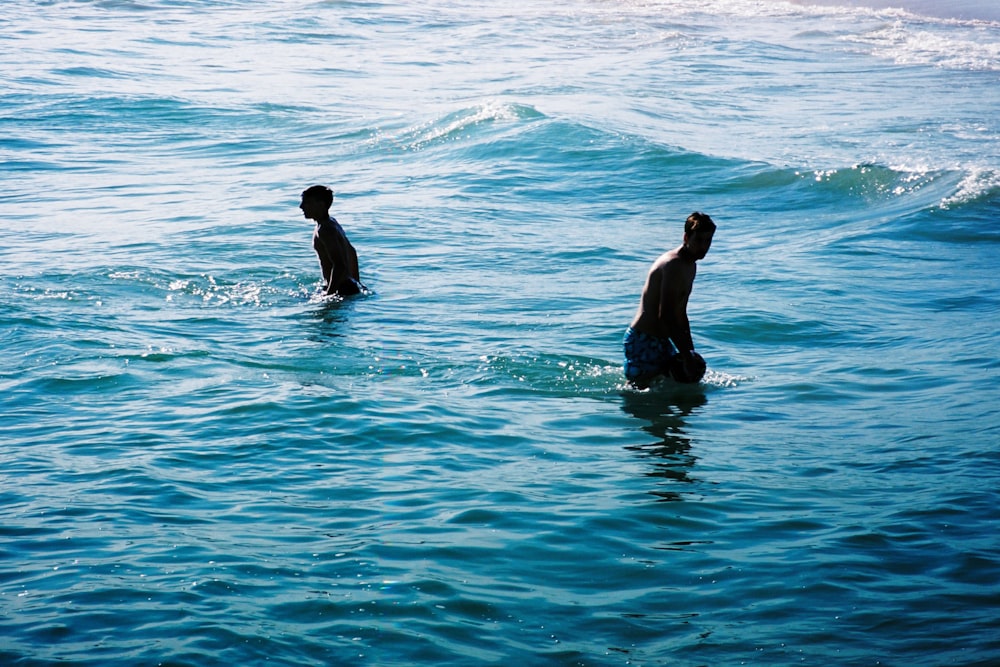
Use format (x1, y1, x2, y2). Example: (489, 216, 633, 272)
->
(299, 185, 365, 297)
(624, 212, 716, 388)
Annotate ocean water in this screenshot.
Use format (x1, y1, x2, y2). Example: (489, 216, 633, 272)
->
(2, 0, 998, 665)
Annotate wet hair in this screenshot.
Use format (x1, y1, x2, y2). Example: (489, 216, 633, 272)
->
(685, 211, 716, 235)
(301, 185, 333, 208)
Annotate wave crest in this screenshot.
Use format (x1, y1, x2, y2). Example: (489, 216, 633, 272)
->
(371, 101, 545, 153)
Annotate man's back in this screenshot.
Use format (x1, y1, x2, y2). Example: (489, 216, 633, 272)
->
(630, 248, 695, 341)
(324, 217, 360, 281)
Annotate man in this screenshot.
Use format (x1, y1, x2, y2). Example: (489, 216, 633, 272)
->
(624, 211, 716, 388)
(299, 185, 364, 297)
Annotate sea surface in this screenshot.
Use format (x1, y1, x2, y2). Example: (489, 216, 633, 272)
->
(2, 1, 998, 665)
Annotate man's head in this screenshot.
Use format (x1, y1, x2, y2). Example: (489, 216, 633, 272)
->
(300, 185, 333, 221)
(683, 211, 715, 260)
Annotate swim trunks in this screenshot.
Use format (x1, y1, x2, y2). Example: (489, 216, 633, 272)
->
(623, 327, 676, 384)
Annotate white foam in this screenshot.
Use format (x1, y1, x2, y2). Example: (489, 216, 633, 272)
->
(940, 167, 1000, 208)
(789, 0, 1000, 23)
(703, 369, 750, 389)
(615, 1, 1000, 71)
(842, 19, 1000, 71)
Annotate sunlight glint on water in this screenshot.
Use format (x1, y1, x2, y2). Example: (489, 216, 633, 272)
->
(1, 1, 998, 665)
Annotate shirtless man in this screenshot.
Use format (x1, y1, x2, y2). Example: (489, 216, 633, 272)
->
(299, 185, 364, 297)
(624, 212, 716, 388)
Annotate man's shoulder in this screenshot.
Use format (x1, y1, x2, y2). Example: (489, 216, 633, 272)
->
(650, 248, 681, 270)
(318, 219, 347, 236)
(325, 217, 349, 236)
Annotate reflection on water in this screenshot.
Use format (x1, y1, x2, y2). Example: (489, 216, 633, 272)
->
(622, 387, 707, 501)
(303, 294, 358, 341)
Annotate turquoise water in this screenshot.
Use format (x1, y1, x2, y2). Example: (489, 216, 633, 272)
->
(2, 1, 999, 665)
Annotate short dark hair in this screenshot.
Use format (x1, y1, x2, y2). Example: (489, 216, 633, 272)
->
(301, 185, 333, 208)
(685, 211, 716, 235)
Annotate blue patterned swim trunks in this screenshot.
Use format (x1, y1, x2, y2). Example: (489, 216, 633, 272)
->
(623, 327, 677, 384)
